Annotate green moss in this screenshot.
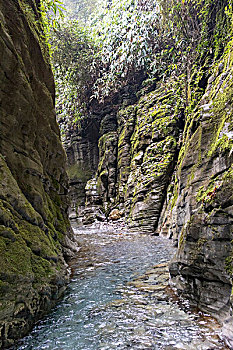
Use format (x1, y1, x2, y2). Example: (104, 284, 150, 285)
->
(196, 186, 205, 202)
(225, 256, 233, 275)
(189, 236, 208, 262)
(99, 132, 117, 147)
(0, 205, 63, 294)
(118, 105, 136, 150)
(196, 237, 208, 251)
(171, 181, 179, 210)
(179, 227, 186, 248)
(19, 223, 56, 258)
(44, 192, 69, 237)
(207, 122, 233, 158)
(118, 128, 127, 148)
(0, 235, 32, 276)
(51, 177, 60, 191)
(196, 182, 219, 203)
(67, 163, 92, 182)
(31, 255, 55, 282)
(223, 166, 233, 181)
(18, 0, 50, 63)
(121, 79, 186, 222)
(196, 165, 233, 208)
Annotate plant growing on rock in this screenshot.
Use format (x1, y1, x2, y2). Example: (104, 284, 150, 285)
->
(40, 0, 65, 44)
(50, 0, 233, 129)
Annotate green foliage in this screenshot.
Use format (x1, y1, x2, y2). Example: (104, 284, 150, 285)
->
(18, 0, 65, 62)
(41, 0, 65, 17)
(52, 0, 177, 123)
(91, 0, 160, 99)
(40, 0, 65, 54)
(62, 0, 99, 23)
(51, 20, 99, 125)
(160, 0, 231, 56)
(91, 0, 232, 100)
(51, 0, 233, 128)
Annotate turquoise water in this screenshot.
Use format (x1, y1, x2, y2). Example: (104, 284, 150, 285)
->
(16, 225, 228, 350)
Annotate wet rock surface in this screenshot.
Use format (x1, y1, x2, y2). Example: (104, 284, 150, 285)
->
(16, 225, 229, 350)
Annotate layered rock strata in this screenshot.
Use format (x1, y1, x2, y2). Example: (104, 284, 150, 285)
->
(95, 81, 184, 232)
(63, 118, 99, 217)
(160, 56, 233, 342)
(75, 61, 233, 344)
(0, 1, 75, 347)
(62, 84, 140, 220)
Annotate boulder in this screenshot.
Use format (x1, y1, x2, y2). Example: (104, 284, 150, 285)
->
(109, 209, 122, 221)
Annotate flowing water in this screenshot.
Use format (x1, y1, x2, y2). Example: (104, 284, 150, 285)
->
(16, 224, 229, 350)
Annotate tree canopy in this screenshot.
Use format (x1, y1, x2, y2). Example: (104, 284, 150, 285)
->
(43, 0, 233, 131)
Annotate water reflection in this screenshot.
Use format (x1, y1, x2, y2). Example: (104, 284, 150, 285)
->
(16, 224, 228, 350)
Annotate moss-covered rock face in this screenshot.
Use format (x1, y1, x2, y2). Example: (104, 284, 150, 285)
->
(0, 1, 75, 347)
(122, 82, 184, 233)
(166, 52, 233, 319)
(95, 80, 184, 231)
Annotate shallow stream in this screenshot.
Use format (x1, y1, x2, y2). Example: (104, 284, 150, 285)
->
(17, 224, 228, 349)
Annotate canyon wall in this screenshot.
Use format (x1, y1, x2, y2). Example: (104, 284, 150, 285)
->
(167, 55, 233, 345)
(0, 1, 75, 347)
(96, 80, 184, 232)
(66, 40, 233, 348)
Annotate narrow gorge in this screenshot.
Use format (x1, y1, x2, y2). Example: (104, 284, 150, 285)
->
(65, 58, 233, 347)
(1, 0, 233, 349)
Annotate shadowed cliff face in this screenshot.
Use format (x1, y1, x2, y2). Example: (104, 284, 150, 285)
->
(0, 1, 76, 347)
